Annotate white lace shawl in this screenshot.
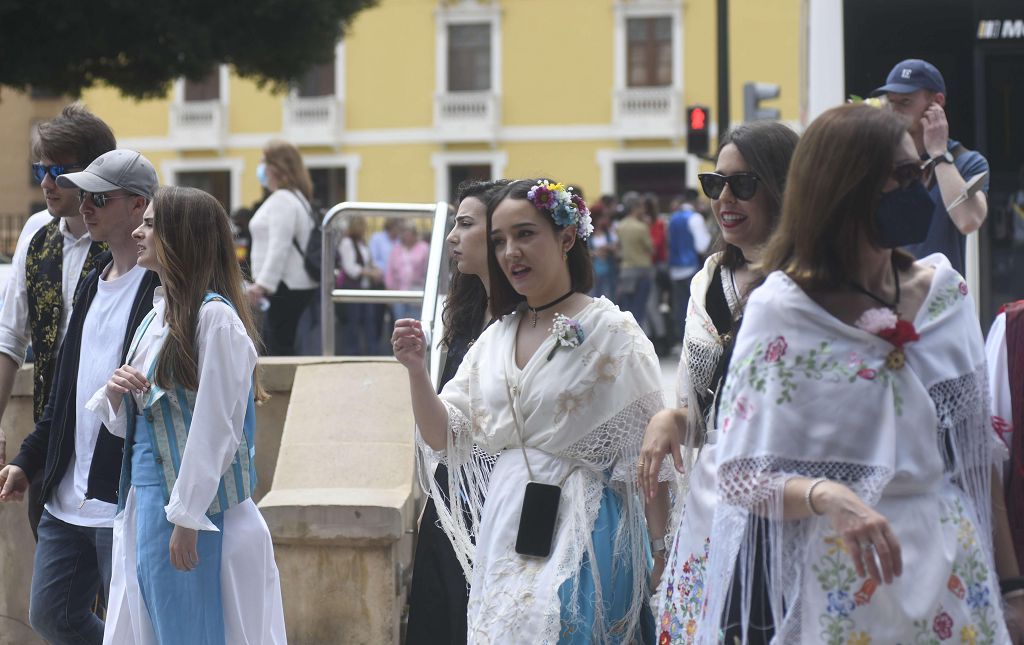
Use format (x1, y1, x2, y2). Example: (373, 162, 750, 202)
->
(663, 253, 737, 534)
(677, 253, 740, 442)
(422, 296, 665, 643)
(697, 257, 998, 644)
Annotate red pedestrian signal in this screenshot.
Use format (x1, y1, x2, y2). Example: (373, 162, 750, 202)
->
(690, 107, 707, 131)
(687, 105, 710, 156)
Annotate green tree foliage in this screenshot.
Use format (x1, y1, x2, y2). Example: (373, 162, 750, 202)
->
(0, 0, 377, 99)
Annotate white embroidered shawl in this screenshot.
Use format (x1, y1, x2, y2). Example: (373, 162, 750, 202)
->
(697, 256, 1002, 643)
(423, 296, 664, 643)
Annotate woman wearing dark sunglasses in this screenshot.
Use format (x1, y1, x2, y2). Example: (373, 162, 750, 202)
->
(690, 103, 1024, 642)
(638, 120, 798, 644)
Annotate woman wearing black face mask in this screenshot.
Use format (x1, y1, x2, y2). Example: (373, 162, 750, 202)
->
(688, 104, 1024, 643)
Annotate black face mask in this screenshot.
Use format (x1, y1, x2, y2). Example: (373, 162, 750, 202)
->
(873, 182, 934, 248)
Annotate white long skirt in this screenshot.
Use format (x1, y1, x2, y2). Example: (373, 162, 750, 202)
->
(103, 488, 287, 644)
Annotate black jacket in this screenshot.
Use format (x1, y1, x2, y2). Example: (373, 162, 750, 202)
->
(10, 252, 160, 508)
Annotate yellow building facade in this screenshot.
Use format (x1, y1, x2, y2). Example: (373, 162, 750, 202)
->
(80, 0, 809, 213)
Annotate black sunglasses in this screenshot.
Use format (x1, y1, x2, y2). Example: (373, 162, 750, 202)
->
(78, 190, 132, 208)
(697, 172, 760, 201)
(31, 162, 83, 183)
(891, 161, 925, 190)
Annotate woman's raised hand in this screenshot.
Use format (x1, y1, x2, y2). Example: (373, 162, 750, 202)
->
(392, 319, 427, 371)
(816, 481, 903, 586)
(105, 364, 150, 409)
(638, 408, 686, 501)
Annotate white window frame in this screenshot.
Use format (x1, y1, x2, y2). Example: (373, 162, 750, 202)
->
(431, 150, 508, 203)
(303, 152, 362, 203)
(614, 1, 683, 92)
(435, 1, 502, 96)
(160, 157, 244, 211)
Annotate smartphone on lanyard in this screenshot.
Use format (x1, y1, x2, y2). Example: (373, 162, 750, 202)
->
(515, 481, 561, 558)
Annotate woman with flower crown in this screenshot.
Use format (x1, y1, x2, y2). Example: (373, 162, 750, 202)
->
(392, 178, 668, 643)
(637, 120, 799, 644)
(687, 104, 1023, 643)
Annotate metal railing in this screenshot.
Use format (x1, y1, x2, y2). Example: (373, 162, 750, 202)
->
(319, 201, 451, 384)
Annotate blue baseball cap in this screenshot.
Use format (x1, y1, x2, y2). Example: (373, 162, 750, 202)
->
(872, 59, 946, 96)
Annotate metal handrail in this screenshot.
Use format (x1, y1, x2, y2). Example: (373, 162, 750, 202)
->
(319, 201, 450, 377)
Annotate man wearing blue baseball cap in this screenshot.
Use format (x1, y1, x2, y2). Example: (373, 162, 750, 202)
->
(873, 59, 989, 277)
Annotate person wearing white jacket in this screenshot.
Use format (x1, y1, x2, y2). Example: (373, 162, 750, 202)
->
(246, 139, 317, 355)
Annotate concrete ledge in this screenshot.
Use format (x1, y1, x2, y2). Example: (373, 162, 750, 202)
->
(260, 487, 414, 545)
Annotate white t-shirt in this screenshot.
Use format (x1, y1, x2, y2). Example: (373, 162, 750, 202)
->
(46, 262, 147, 528)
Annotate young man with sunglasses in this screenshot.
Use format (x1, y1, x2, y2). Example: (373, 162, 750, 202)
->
(0, 105, 114, 543)
(0, 149, 160, 644)
(872, 58, 989, 276)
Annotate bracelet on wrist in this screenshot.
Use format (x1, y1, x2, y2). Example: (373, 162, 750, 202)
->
(999, 576, 1024, 596)
(805, 477, 828, 516)
(650, 537, 666, 555)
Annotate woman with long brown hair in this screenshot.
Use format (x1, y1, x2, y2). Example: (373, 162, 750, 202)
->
(694, 104, 1022, 642)
(89, 186, 285, 644)
(247, 139, 318, 355)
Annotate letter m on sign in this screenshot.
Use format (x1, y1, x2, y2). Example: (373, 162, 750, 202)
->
(1003, 20, 1024, 38)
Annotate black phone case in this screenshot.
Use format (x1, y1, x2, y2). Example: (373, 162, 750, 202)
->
(515, 482, 561, 558)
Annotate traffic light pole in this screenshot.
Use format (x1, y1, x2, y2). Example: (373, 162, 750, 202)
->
(717, 0, 729, 140)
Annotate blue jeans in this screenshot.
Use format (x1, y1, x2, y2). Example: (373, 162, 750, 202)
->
(30, 509, 113, 645)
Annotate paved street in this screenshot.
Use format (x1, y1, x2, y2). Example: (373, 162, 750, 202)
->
(660, 350, 679, 405)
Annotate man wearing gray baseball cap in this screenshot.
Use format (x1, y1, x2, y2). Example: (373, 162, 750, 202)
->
(2, 148, 161, 644)
(57, 148, 159, 200)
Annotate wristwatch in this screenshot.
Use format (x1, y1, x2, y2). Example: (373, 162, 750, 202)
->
(928, 150, 954, 167)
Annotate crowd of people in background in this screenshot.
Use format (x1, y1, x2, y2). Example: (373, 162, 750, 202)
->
(585, 188, 712, 356)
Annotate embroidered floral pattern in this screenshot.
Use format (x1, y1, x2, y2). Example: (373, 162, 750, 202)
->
(812, 533, 860, 645)
(938, 498, 1000, 643)
(658, 537, 709, 644)
(720, 336, 907, 427)
(927, 281, 968, 321)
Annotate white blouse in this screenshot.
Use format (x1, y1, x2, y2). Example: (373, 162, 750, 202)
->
(87, 288, 258, 531)
(248, 189, 316, 293)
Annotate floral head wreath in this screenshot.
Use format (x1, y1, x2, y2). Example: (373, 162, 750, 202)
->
(526, 180, 594, 241)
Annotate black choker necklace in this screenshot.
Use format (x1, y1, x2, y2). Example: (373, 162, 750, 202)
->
(850, 254, 902, 317)
(527, 289, 575, 327)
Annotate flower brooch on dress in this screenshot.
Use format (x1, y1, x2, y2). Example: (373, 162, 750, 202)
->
(527, 180, 594, 240)
(547, 314, 585, 361)
(854, 308, 920, 369)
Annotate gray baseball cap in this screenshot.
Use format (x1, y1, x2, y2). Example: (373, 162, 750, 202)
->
(56, 149, 159, 200)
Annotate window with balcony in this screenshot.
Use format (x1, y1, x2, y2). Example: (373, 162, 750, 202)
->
(434, 4, 501, 141)
(170, 66, 228, 149)
(626, 17, 672, 88)
(613, 2, 683, 139)
(284, 43, 345, 145)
